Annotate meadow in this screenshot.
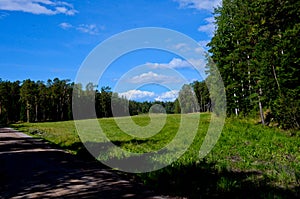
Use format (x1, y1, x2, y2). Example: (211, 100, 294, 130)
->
(11, 113, 300, 198)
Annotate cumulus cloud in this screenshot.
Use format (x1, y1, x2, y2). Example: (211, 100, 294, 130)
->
(128, 71, 183, 84)
(198, 17, 215, 37)
(155, 90, 179, 102)
(0, 0, 77, 15)
(146, 58, 206, 70)
(119, 90, 155, 100)
(119, 89, 179, 102)
(174, 0, 221, 12)
(146, 58, 192, 69)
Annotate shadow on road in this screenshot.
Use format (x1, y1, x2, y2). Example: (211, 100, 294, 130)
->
(0, 128, 163, 199)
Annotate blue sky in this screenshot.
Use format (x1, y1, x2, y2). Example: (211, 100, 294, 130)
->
(0, 0, 221, 101)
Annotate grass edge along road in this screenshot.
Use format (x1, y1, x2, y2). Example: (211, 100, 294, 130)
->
(11, 113, 300, 198)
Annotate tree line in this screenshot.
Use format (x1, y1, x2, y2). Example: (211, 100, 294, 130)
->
(0, 78, 210, 125)
(0, 78, 73, 124)
(208, 0, 300, 129)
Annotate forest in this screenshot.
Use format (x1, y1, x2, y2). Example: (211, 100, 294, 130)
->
(208, 0, 300, 129)
(0, 78, 210, 124)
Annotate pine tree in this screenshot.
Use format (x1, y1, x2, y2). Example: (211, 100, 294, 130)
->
(20, 79, 37, 123)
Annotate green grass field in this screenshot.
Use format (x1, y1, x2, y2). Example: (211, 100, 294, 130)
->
(11, 113, 300, 198)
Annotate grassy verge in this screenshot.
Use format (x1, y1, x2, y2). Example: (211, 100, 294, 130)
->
(10, 113, 300, 198)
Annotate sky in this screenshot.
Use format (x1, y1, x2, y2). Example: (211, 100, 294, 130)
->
(0, 0, 221, 102)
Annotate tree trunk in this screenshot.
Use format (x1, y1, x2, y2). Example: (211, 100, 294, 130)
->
(43, 110, 46, 122)
(232, 61, 239, 116)
(258, 88, 265, 125)
(35, 103, 38, 122)
(234, 93, 239, 116)
(272, 64, 281, 91)
(258, 99, 265, 125)
(26, 101, 30, 123)
(200, 95, 203, 112)
(247, 55, 252, 92)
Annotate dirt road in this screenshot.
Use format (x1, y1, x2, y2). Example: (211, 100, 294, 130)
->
(0, 128, 171, 199)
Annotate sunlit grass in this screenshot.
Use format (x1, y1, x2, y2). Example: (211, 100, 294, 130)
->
(10, 113, 300, 196)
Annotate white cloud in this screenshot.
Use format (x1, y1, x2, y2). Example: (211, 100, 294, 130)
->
(197, 40, 210, 50)
(155, 90, 179, 102)
(173, 43, 191, 52)
(59, 22, 103, 35)
(119, 90, 155, 100)
(204, 16, 215, 24)
(76, 24, 99, 35)
(129, 71, 183, 84)
(146, 58, 192, 69)
(146, 58, 206, 70)
(198, 17, 215, 37)
(0, 0, 77, 15)
(174, 0, 221, 12)
(119, 89, 179, 102)
(59, 22, 73, 29)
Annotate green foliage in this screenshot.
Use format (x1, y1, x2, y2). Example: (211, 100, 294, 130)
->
(191, 80, 211, 112)
(208, 0, 300, 129)
(177, 84, 199, 113)
(0, 79, 20, 125)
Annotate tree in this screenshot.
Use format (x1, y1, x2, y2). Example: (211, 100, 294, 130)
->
(191, 80, 210, 112)
(0, 80, 20, 124)
(20, 79, 37, 123)
(177, 84, 199, 114)
(8, 81, 21, 122)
